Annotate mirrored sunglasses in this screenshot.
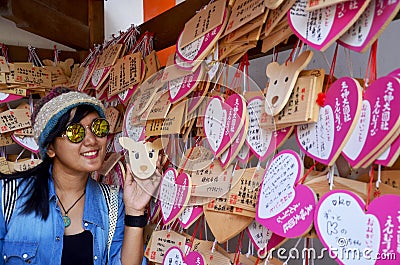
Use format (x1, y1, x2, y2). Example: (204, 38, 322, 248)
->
(62, 118, 110, 143)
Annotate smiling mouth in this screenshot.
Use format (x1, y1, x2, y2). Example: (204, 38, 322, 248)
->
(82, 151, 98, 157)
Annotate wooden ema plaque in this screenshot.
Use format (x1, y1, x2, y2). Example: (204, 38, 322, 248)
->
(204, 200, 253, 243)
(148, 230, 186, 264)
(223, 12, 267, 44)
(0, 157, 12, 174)
(96, 44, 123, 69)
(227, 167, 264, 212)
(0, 109, 30, 133)
(0, 133, 14, 147)
(307, 0, 351, 11)
(265, 50, 314, 116)
(264, 0, 297, 37)
(264, 69, 325, 129)
(224, 0, 266, 36)
(190, 162, 233, 198)
(180, 0, 226, 48)
(108, 52, 142, 97)
(14, 63, 52, 88)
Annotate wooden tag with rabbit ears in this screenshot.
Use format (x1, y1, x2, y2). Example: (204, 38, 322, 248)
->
(265, 50, 313, 116)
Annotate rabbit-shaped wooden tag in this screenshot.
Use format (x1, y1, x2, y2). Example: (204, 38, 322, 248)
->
(265, 50, 313, 116)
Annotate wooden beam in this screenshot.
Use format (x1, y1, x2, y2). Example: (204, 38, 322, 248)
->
(139, 0, 400, 59)
(88, 0, 104, 48)
(7, 44, 85, 63)
(139, 0, 210, 52)
(0, 0, 90, 50)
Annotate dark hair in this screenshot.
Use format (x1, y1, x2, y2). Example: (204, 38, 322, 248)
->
(0, 104, 100, 220)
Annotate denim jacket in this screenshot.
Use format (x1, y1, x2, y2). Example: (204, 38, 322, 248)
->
(0, 176, 126, 265)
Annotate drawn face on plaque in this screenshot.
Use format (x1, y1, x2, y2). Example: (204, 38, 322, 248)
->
(265, 50, 313, 116)
(119, 137, 163, 179)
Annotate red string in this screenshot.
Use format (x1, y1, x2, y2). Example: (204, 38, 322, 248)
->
(364, 40, 378, 90)
(198, 215, 204, 240)
(272, 45, 279, 63)
(179, 137, 201, 174)
(366, 166, 374, 211)
(233, 231, 245, 265)
(324, 43, 339, 92)
(229, 54, 248, 94)
(285, 39, 300, 65)
(295, 161, 318, 186)
(189, 216, 202, 247)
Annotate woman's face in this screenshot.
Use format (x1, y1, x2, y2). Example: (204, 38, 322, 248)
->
(49, 112, 108, 176)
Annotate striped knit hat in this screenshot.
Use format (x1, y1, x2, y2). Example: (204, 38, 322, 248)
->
(32, 87, 106, 158)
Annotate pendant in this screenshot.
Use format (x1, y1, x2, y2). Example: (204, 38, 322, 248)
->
(62, 215, 71, 227)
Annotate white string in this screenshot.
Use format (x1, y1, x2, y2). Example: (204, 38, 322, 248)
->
(311, 239, 315, 265)
(345, 48, 354, 78)
(376, 164, 382, 189)
(211, 239, 217, 253)
(256, 160, 261, 171)
(328, 166, 334, 191)
(15, 148, 25, 162)
(155, 218, 162, 231)
(302, 238, 307, 265)
(283, 237, 302, 265)
(246, 238, 251, 258)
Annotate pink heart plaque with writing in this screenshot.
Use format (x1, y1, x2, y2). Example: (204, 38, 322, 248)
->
(246, 220, 287, 253)
(163, 246, 206, 265)
(288, 0, 370, 51)
(11, 134, 39, 153)
(342, 76, 400, 168)
(256, 150, 316, 238)
(296, 77, 362, 166)
(159, 168, 192, 225)
(204, 94, 246, 157)
(246, 97, 294, 161)
(169, 64, 204, 104)
(0, 93, 23, 104)
(178, 205, 203, 229)
(338, 0, 400, 53)
(315, 190, 381, 265)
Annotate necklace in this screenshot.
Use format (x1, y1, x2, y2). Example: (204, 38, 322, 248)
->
(56, 191, 86, 227)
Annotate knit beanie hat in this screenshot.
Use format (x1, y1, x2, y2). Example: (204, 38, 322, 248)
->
(32, 87, 106, 158)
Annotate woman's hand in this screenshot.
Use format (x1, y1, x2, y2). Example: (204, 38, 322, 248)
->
(123, 153, 164, 216)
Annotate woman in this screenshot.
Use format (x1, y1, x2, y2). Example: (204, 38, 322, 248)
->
(0, 87, 161, 265)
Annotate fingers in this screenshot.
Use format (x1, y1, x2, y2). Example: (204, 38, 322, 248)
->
(125, 163, 135, 186)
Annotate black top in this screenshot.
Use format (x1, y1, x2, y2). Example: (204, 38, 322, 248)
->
(61, 230, 94, 265)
